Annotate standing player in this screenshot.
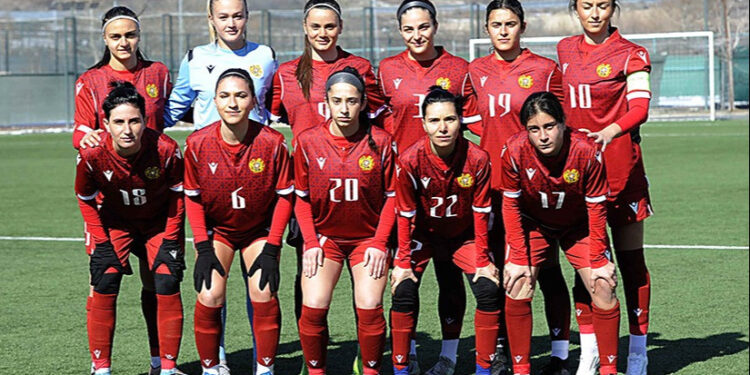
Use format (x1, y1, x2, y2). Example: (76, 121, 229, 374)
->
(184, 69, 293, 375)
(378, 2, 481, 373)
(75, 82, 185, 375)
(390, 87, 502, 375)
(72, 7, 174, 374)
(558, 2, 653, 374)
(165, 0, 277, 129)
(500, 92, 621, 375)
(468, 1, 570, 373)
(293, 67, 396, 375)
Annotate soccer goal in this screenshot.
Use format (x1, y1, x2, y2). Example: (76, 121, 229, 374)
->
(470, 31, 716, 121)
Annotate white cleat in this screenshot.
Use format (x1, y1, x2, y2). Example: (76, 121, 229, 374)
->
(218, 362, 231, 375)
(575, 353, 599, 375)
(626, 353, 648, 375)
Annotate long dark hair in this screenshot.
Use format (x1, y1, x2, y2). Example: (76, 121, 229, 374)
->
(568, 0, 620, 15)
(519, 92, 565, 127)
(297, 0, 342, 100)
(215, 68, 256, 94)
(485, 0, 525, 24)
(90, 6, 145, 70)
(421, 85, 465, 130)
(396, 0, 437, 27)
(325, 66, 378, 153)
(102, 81, 146, 119)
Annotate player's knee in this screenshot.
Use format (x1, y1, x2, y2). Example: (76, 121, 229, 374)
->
(154, 273, 180, 295)
(470, 277, 501, 312)
(391, 279, 419, 313)
(506, 277, 535, 300)
(93, 272, 123, 294)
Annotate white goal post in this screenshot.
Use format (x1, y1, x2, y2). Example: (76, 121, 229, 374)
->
(470, 31, 716, 121)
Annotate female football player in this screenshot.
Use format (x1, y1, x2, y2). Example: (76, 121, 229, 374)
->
(559, 2, 653, 374)
(293, 67, 396, 375)
(468, 1, 570, 373)
(501, 92, 621, 375)
(75, 82, 184, 375)
(390, 86, 501, 375)
(72, 7, 175, 374)
(184, 68, 293, 375)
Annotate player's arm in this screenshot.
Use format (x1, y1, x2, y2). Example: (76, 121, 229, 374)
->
(73, 78, 103, 149)
(499, 146, 527, 266)
(472, 156, 492, 268)
(164, 54, 198, 128)
(74, 152, 107, 243)
(183, 142, 209, 244)
(584, 150, 611, 269)
(462, 73, 483, 136)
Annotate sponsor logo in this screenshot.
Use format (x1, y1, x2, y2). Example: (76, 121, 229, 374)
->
(146, 83, 159, 98)
(309, 360, 318, 366)
(392, 141, 398, 154)
(316, 157, 326, 169)
(358, 155, 375, 172)
(93, 349, 101, 359)
(634, 308, 643, 317)
(76, 154, 81, 165)
(518, 74, 534, 89)
(436, 77, 451, 90)
(203, 359, 212, 366)
(489, 354, 496, 361)
(637, 50, 648, 64)
(145, 166, 160, 180)
(393, 78, 403, 90)
(596, 63, 612, 78)
(249, 64, 264, 78)
(576, 308, 583, 316)
(501, 145, 507, 158)
(563, 63, 569, 74)
(607, 355, 616, 363)
(445, 318, 455, 325)
(514, 355, 523, 363)
(395, 355, 404, 363)
(76, 82, 84, 96)
(480, 76, 488, 87)
(525, 168, 536, 180)
(262, 357, 272, 365)
(629, 201, 640, 214)
(368, 361, 377, 367)
(395, 165, 402, 177)
(552, 328, 561, 336)
(206, 65, 215, 73)
(421, 177, 431, 189)
(595, 150, 603, 163)
(604, 250, 612, 260)
(457, 173, 474, 188)
(563, 168, 580, 184)
(169, 250, 179, 259)
(249, 158, 265, 173)
(208, 162, 218, 174)
(103, 170, 114, 181)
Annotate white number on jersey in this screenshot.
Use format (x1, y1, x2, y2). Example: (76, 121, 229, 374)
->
(569, 84, 592, 109)
(120, 188, 147, 206)
(318, 102, 331, 120)
(487, 93, 511, 118)
(412, 94, 426, 118)
(429, 195, 458, 218)
(330, 178, 359, 202)
(539, 191, 566, 209)
(231, 187, 246, 210)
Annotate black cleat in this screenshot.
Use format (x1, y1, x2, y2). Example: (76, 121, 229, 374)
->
(538, 357, 571, 375)
(490, 341, 511, 375)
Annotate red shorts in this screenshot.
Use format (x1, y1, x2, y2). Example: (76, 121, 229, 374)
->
(304, 235, 387, 266)
(106, 226, 171, 275)
(406, 232, 480, 275)
(608, 151, 654, 227)
(211, 227, 269, 251)
(510, 220, 611, 270)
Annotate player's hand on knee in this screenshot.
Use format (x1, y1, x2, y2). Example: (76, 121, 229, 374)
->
(79, 129, 104, 149)
(249, 242, 281, 293)
(390, 266, 418, 295)
(363, 246, 388, 279)
(89, 241, 128, 286)
(303, 247, 323, 278)
(473, 263, 500, 287)
(152, 239, 186, 282)
(590, 260, 617, 293)
(193, 240, 225, 292)
(503, 262, 531, 293)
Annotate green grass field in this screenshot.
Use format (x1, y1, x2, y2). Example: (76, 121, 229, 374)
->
(0, 119, 747, 374)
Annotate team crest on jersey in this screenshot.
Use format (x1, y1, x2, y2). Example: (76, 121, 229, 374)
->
(457, 173, 474, 188)
(563, 169, 580, 184)
(249, 64, 264, 78)
(249, 158, 265, 173)
(518, 75, 533, 89)
(145, 166, 161, 180)
(596, 63, 612, 78)
(358, 155, 375, 172)
(146, 84, 159, 98)
(436, 77, 451, 90)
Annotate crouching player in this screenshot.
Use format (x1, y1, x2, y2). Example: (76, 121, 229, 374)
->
(500, 92, 620, 375)
(75, 81, 185, 375)
(390, 86, 501, 375)
(184, 68, 294, 375)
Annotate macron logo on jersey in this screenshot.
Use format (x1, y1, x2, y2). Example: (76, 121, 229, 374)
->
(525, 168, 536, 180)
(637, 51, 648, 64)
(316, 157, 327, 169)
(76, 82, 84, 96)
(208, 162, 218, 174)
(480, 76, 488, 87)
(103, 170, 113, 181)
(563, 63, 569, 74)
(395, 165, 402, 177)
(421, 177, 431, 189)
(393, 78, 403, 90)
(629, 202, 640, 214)
(206, 65, 215, 74)
(634, 308, 643, 317)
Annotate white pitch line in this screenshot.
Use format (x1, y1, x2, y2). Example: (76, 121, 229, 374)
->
(0, 236, 746, 250)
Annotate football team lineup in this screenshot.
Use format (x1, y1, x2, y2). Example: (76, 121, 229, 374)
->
(1, 0, 747, 375)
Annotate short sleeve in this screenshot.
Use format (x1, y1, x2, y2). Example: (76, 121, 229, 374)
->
(275, 139, 295, 195)
(626, 47, 651, 75)
(166, 144, 184, 193)
(461, 73, 482, 125)
(472, 155, 492, 212)
(395, 157, 418, 217)
(73, 77, 97, 148)
(74, 153, 99, 200)
(383, 139, 398, 197)
(293, 140, 310, 196)
(500, 145, 521, 198)
(183, 140, 201, 196)
(584, 149, 608, 203)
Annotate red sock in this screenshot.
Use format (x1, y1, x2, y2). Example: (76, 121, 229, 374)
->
(142, 289, 160, 358)
(194, 301, 222, 369)
(616, 249, 650, 335)
(504, 297, 532, 375)
(475, 309, 501, 368)
(252, 299, 281, 368)
(389, 310, 415, 369)
(538, 266, 571, 341)
(573, 275, 595, 334)
(88, 292, 117, 370)
(593, 301, 620, 375)
(356, 307, 386, 374)
(298, 305, 329, 371)
(156, 293, 183, 370)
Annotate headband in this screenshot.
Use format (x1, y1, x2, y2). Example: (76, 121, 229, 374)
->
(305, 3, 342, 18)
(325, 70, 364, 94)
(102, 15, 140, 34)
(397, 1, 436, 20)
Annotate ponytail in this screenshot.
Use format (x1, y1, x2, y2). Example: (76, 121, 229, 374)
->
(297, 0, 342, 100)
(91, 6, 145, 70)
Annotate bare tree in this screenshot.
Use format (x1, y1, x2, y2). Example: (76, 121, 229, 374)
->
(712, 0, 749, 111)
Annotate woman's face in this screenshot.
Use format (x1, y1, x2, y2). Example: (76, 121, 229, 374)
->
(304, 8, 342, 53)
(326, 82, 364, 129)
(104, 103, 145, 154)
(103, 18, 140, 63)
(209, 0, 247, 46)
(399, 8, 437, 57)
(575, 0, 614, 36)
(214, 76, 256, 126)
(486, 8, 524, 54)
(423, 101, 461, 151)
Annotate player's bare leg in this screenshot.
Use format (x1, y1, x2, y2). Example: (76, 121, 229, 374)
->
(351, 261, 388, 375)
(612, 221, 649, 375)
(575, 267, 620, 375)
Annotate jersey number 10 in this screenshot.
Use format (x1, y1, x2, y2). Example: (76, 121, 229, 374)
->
(569, 84, 592, 109)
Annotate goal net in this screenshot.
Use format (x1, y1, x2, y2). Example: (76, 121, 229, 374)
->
(470, 31, 716, 121)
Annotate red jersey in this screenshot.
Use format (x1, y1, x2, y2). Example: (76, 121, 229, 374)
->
(500, 129, 609, 265)
(468, 49, 563, 191)
(294, 123, 397, 244)
(557, 29, 651, 195)
(184, 122, 294, 237)
(270, 48, 387, 138)
(378, 48, 480, 150)
(75, 129, 183, 228)
(396, 137, 491, 241)
(73, 61, 172, 148)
